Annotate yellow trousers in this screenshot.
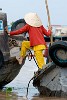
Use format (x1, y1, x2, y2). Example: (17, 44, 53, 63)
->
(20, 41, 46, 69)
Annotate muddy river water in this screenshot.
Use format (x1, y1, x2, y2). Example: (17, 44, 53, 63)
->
(1, 58, 67, 100)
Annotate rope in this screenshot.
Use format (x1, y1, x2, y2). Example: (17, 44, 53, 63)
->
(26, 49, 39, 97)
(28, 49, 39, 68)
(26, 76, 35, 97)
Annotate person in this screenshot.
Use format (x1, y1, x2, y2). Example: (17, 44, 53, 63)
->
(5, 12, 52, 71)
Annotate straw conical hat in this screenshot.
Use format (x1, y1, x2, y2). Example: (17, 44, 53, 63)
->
(24, 12, 42, 27)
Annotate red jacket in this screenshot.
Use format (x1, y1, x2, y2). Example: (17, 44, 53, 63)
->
(10, 24, 51, 46)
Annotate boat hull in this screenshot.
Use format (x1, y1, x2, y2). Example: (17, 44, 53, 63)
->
(0, 56, 26, 89)
(33, 62, 67, 97)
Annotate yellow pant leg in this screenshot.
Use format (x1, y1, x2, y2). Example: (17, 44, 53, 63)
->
(20, 41, 30, 57)
(34, 50, 46, 69)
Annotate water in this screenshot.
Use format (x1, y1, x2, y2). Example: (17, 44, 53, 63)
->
(5, 57, 39, 100)
(5, 58, 67, 100)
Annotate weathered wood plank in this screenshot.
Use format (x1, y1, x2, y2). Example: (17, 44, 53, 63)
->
(33, 63, 67, 97)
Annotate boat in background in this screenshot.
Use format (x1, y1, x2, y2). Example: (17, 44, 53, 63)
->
(0, 10, 26, 89)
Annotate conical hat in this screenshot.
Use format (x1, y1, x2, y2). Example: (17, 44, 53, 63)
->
(24, 12, 42, 27)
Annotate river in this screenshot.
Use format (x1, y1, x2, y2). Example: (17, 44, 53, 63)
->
(3, 57, 67, 100)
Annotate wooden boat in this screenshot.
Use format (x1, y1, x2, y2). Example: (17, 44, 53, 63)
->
(33, 41, 67, 97)
(0, 12, 26, 89)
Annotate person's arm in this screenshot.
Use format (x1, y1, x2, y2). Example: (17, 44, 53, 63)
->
(5, 24, 29, 36)
(42, 25, 52, 36)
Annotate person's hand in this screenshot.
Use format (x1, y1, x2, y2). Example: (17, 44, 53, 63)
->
(48, 26, 52, 31)
(5, 26, 10, 34)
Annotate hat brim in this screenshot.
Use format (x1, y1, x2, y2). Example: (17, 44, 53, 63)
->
(24, 13, 42, 27)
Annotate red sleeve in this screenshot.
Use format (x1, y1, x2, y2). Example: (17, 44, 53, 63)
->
(41, 25, 51, 36)
(10, 24, 29, 36)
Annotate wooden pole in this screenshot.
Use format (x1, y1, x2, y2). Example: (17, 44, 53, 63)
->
(45, 0, 53, 45)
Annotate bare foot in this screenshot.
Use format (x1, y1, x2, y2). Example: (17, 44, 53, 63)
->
(16, 56, 23, 65)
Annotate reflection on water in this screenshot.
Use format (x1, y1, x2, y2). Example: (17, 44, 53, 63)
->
(5, 58, 39, 100)
(2, 58, 66, 100)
